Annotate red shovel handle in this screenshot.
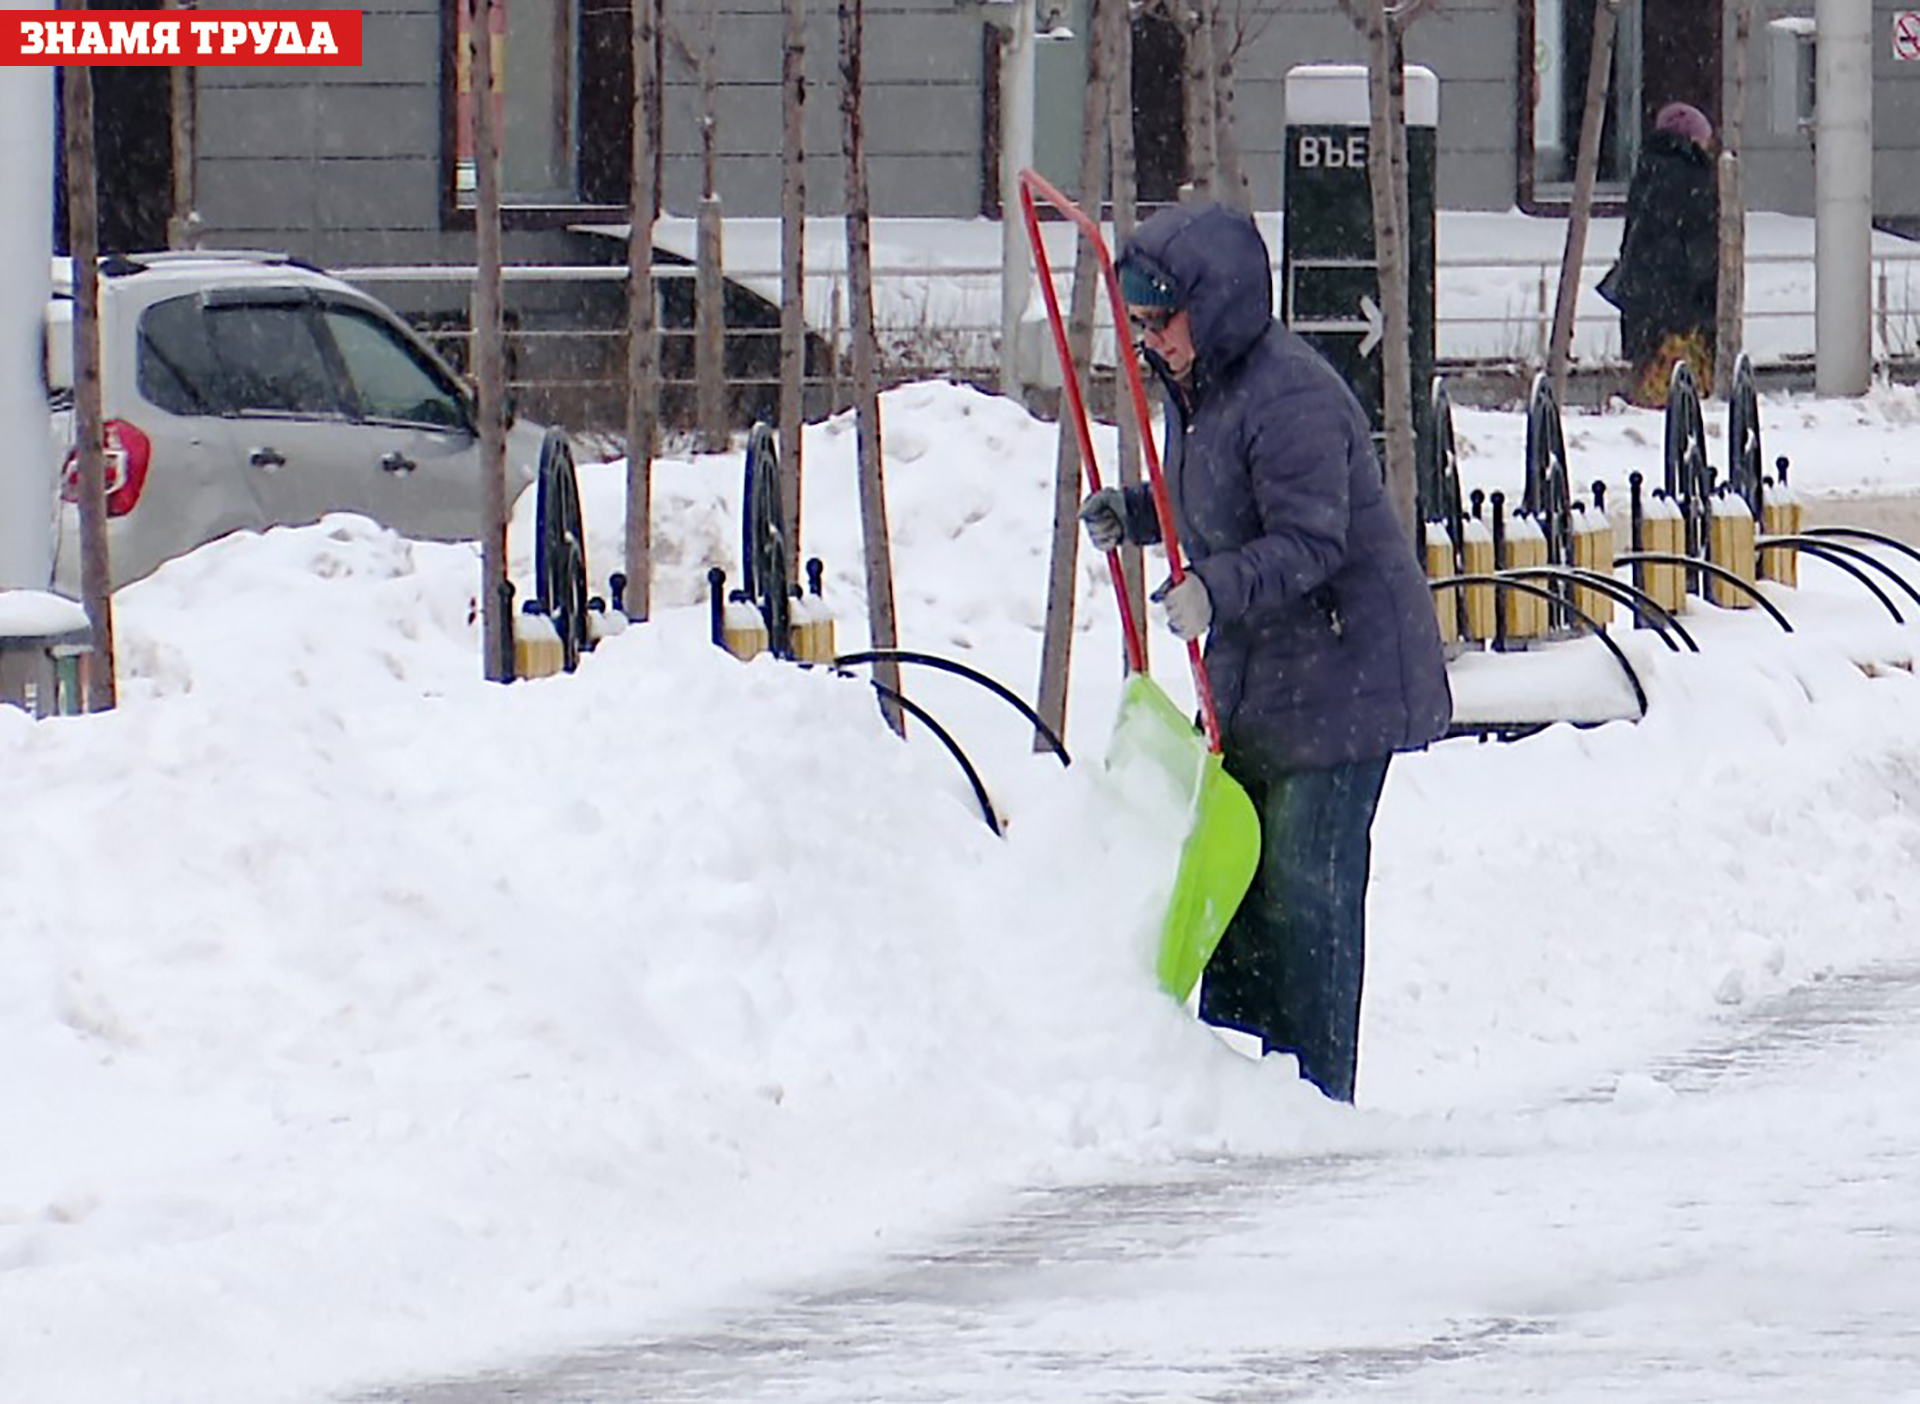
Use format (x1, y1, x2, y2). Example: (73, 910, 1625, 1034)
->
(1015, 174, 1146, 677)
(1016, 168, 1225, 754)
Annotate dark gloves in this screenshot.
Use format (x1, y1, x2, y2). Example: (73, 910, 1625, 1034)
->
(1152, 573, 1212, 640)
(1078, 488, 1128, 552)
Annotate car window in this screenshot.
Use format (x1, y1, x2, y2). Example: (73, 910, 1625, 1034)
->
(137, 296, 226, 415)
(203, 302, 346, 416)
(322, 306, 468, 431)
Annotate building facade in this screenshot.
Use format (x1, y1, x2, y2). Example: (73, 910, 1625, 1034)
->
(64, 2, 1917, 421)
(54, 1, 1907, 268)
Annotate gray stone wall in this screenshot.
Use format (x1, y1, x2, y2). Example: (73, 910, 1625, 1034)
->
(197, 2, 454, 267)
(1228, 0, 1515, 212)
(1738, 1, 1920, 224)
(659, 0, 986, 217)
(184, 0, 1917, 272)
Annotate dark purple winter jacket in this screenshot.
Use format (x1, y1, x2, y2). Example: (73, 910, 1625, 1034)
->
(1115, 202, 1452, 778)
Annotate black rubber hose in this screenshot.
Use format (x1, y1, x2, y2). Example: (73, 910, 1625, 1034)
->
(1613, 552, 1797, 633)
(832, 648, 1071, 766)
(1751, 540, 1903, 623)
(855, 678, 1001, 835)
(1768, 533, 1920, 613)
(1492, 565, 1698, 652)
(1429, 574, 1650, 720)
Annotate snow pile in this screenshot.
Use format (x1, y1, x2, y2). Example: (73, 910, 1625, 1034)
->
(4, 381, 1920, 1402)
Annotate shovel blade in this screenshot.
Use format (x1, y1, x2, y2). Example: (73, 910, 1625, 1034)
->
(1106, 673, 1262, 1003)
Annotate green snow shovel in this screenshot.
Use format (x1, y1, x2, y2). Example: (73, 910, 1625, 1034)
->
(1019, 169, 1261, 1003)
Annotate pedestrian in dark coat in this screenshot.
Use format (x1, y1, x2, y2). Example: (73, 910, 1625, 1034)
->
(1598, 101, 1719, 407)
(1079, 200, 1452, 1102)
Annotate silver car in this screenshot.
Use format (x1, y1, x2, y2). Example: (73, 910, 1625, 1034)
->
(49, 251, 541, 592)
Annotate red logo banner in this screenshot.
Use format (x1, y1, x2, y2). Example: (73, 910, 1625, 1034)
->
(0, 9, 362, 66)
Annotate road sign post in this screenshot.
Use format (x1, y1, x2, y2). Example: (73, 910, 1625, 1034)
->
(1281, 64, 1439, 514)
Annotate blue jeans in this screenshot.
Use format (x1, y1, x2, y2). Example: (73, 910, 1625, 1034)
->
(1198, 755, 1391, 1103)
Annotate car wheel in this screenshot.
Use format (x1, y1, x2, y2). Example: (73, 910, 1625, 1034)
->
(534, 427, 590, 672)
(741, 422, 791, 658)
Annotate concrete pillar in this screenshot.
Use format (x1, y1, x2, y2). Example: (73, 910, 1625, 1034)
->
(1814, 0, 1873, 397)
(0, 51, 54, 591)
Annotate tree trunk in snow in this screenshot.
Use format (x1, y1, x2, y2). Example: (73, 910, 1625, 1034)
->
(1716, 0, 1754, 398)
(1547, 0, 1620, 406)
(62, 52, 115, 710)
(839, 0, 903, 733)
(695, 12, 728, 452)
(695, 194, 728, 452)
(625, 0, 662, 622)
(1180, 0, 1214, 197)
(166, 0, 198, 249)
(779, 0, 808, 554)
(470, 0, 510, 682)
(1034, 0, 1115, 752)
(1363, 4, 1416, 537)
(1210, 2, 1249, 212)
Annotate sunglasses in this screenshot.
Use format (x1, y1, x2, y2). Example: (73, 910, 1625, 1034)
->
(1127, 305, 1177, 336)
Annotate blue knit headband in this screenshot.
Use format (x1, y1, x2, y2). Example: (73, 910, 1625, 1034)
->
(1119, 261, 1179, 309)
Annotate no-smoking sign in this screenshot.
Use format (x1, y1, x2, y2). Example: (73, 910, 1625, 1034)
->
(1896, 10, 1920, 62)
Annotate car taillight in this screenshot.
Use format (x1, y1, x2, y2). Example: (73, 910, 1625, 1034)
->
(61, 419, 151, 518)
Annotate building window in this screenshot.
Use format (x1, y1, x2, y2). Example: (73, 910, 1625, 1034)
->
(447, 0, 633, 217)
(1520, 0, 1642, 212)
(978, 5, 1187, 217)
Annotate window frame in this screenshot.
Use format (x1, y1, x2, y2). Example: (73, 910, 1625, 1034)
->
(1515, 0, 1642, 218)
(438, 0, 637, 231)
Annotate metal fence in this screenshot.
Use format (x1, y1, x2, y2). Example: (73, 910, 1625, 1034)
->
(1442, 247, 1920, 368)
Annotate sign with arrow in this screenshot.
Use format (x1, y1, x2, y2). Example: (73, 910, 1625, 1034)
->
(1281, 114, 1436, 481)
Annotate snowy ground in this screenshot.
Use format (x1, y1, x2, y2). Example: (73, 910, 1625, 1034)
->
(6, 379, 1920, 1403)
(374, 963, 1920, 1401)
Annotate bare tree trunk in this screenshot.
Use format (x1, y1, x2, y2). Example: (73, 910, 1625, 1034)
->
(166, 0, 197, 250)
(1035, 0, 1115, 751)
(695, 197, 728, 451)
(1387, 25, 1412, 289)
(1105, 0, 1146, 630)
(695, 10, 728, 452)
(1716, 0, 1754, 397)
(1363, 4, 1416, 536)
(650, 3, 666, 208)
(696, 7, 717, 198)
(470, 0, 510, 682)
(839, 0, 903, 732)
(1547, 0, 1620, 405)
(779, 0, 808, 554)
(1210, 2, 1249, 211)
(1180, 0, 1214, 196)
(625, 0, 661, 622)
(827, 277, 842, 411)
(62, 57, 115, 710)
(1387, 22, 1417, 525)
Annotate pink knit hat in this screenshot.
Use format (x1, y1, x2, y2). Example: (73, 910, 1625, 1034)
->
(1654, 102, 1714, 148)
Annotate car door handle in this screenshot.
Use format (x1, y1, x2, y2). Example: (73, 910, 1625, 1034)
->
(249, 446, 286, 471)
(381, 451, 417, 475)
